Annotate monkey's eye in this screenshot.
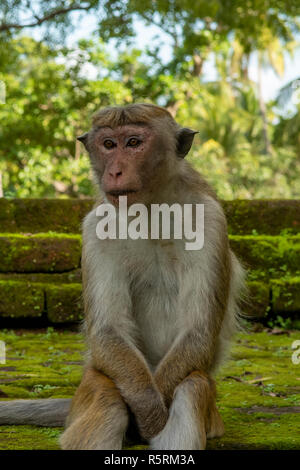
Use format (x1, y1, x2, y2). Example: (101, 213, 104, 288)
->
(126, 137, 141, 147)
(103, 139, 115, 149)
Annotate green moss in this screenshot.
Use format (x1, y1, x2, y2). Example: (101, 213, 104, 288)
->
(0, 425, 61, 450)
(0, 199, 17, 233)
(0, 281, 84, 320)
(46, 284, 83, 323)
(206, 410, 300, 450)
(271, 278, 300, 313)
(245, 281, 270, 318)
(0, 233, 81, 240)
(223, 199, 300, 235)
(0, 277, 278, 323)
(0, 329, 83, 399)
(0, 277, 282, 322)
(0, 270, 82, 285)
(0, 198, 94, 234)
(0, 330, 299, 449)
(230, 235, 300, 280)
(0, 281, 44, 318)
(1, 231, 299, 321)
(0, 234, 81, 273)
(2, 198, 300, 235)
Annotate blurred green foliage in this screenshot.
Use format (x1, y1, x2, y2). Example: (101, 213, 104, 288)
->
(0, 1, 300, 198)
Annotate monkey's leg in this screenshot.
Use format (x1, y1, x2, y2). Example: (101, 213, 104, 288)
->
(206, 378, 225, 439)
(150, 372, 223, 450)
(60, 367, 129, 450)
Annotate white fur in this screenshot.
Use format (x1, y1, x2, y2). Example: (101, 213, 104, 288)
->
(82, 193, 244, 370)
(150, 382, 206, 450)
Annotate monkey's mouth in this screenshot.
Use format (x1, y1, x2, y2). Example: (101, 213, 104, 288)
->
(106, 189, 138, 197)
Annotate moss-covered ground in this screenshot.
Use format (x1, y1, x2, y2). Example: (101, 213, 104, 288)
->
(0, 327, 299, 450)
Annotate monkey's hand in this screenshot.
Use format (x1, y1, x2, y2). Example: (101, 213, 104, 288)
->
(88, 330, 169, 440)
(131, 385, 169, 440)
(154, 368, 176, 409)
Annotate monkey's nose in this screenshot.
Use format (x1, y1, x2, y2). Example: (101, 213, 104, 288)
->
(109, 170, 122, 180)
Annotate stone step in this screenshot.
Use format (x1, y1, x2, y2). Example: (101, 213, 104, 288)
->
(0, 278, 299, 322)
(1, 233, 299, 278)
(0, 281, 82, 322)
(230, 235, 300, 279)
(0, 270, 82, 284)
(271, 278, 300, 314)
(0, 234, 81, 273)
(1, 198, 300, 235)
(0, 198, 93, 234)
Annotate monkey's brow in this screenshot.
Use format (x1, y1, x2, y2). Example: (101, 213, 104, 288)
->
(95, 122, 150, 130)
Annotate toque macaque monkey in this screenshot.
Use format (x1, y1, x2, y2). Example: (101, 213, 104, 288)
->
(0, 103, 244, 450)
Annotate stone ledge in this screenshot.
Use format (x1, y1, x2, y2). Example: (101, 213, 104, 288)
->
(0, 281, 44, 318)
(0, 270, 82, 284)
(271, 278, 300, 314)
(223, 199, 300, 235)
(1, 234, 299, 279)
(0, 198, 94, 234)
(0, 234, 81, 273)
(1, 198, 300, 235)
(46, 284, 83, 323)
(0, 279, 298, 322)
(0, 281, 83, 322)
(230, 235, 300, 278)
(244, 281, 270, 318)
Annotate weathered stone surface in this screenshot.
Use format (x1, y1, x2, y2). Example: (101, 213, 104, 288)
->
(271, 278, 300, 314)
(0, 278, 276, 321)
(0, 234, 81, 273)
(1, 198, 300, 235)
(46, 284, 83, 323)
(0, 198, 94, 234)
(0, 280, 44, 318)
(230, 235, 300, 278)
(244, 281, 270, 318)
(0, 270, 82, 284)
(0, 198, 17, 232)
(0, 198, 299, 322)
(223, 199, 300, 235)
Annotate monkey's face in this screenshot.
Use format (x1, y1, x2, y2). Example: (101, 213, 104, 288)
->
(88, 125, 170, 206)
(78, 106, 198, 206)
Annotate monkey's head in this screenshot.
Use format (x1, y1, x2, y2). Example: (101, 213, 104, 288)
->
(78, 103, 197, 206)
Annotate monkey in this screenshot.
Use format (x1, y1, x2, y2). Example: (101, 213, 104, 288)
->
(0, 103, 245, 450)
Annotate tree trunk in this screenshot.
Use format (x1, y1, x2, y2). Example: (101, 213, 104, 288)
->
(192, 52, 204, 77)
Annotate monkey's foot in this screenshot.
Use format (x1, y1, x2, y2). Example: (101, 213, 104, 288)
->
(206, 407, 225, 439)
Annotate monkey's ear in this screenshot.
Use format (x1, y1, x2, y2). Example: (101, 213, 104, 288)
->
(176, 128, 198, 158)
(77, 132, 89, 150)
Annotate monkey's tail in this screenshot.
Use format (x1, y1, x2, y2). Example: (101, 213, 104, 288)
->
(0, 398, 71, 427)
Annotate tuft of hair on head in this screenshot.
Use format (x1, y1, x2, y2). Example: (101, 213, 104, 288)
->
(92, 103, 177, 129)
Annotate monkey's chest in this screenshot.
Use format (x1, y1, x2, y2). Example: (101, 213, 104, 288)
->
(130, 242, 180, 368)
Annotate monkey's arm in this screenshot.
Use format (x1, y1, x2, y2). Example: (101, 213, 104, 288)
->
(155, 223, 233, 406)
(88, 328, 168, 439)
(154, 327, 219, 407)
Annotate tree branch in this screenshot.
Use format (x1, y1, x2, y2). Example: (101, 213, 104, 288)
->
(0, 4, 93, 32)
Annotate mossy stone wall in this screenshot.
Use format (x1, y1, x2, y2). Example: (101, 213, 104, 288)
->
(0, 198, 299, 324)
